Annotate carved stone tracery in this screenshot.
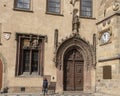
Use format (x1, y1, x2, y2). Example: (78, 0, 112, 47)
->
(55, 33, 96, 92)
(55, 33, 95, 70)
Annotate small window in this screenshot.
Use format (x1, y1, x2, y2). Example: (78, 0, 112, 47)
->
(103, 66, 112, 79)
(14, 0, 31, 10)
(46, 0, 61, 14)
(80, 0, 92, 17)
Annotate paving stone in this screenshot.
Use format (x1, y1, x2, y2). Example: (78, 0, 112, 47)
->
(1, 92, 119, 96)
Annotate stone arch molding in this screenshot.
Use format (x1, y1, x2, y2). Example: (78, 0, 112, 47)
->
(55, 33, 95, 70)
(0, 53, 7, 73)
(0, 52, 8, 90)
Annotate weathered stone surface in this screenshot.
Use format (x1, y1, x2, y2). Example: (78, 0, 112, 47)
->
(0, 0, 120, 96)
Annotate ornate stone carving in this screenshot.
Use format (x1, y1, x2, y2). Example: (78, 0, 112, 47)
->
(31, 39, 39, 48)
(3, 32, 11, 40)
(70, 0, 79, 7)
(54, 29, 58, 50)
(112, 0, 120, 11)
(55, 33, 95, 70)
(72, 9, 80, 33)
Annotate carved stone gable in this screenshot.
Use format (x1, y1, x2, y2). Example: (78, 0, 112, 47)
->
(55, 33, 95, 70)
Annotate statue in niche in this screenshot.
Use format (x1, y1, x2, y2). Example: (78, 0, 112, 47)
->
(72, 9, 80, 33)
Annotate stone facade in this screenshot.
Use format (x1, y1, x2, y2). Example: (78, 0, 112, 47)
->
(96, 0, 120, 95)
(0, 0, 120, 95)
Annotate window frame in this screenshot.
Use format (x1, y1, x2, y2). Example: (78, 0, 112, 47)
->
(15, 33, 45, 77)
(14, 0, 32, 12)
(46, 0, 61, 15)
(80, 0, 93, 18)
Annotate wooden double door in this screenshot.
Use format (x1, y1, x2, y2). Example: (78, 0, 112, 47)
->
(64, 49, 84, 91)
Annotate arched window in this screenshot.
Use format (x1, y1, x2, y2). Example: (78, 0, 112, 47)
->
(80, 0, 92, 17)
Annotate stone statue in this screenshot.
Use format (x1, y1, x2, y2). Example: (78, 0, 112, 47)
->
(72, 9, 80, 33)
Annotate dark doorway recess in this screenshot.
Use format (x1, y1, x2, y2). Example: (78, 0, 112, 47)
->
(63, 49, 84, 91)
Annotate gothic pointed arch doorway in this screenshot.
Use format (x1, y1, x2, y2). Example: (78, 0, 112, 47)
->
(63, 48, 84, 91)
(55, 34, 96, 92)
(0, 59, 3, 90)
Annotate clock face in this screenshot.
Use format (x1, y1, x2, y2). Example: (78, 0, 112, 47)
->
(101, 32, 110, 43)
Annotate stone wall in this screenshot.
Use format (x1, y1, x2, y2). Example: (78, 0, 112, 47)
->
(96, 0, 120, 95)
(1, 0, 120, 95)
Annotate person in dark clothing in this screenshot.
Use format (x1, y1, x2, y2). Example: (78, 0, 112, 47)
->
(42, 78, 48, 96)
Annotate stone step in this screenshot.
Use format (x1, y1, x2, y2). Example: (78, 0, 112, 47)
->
(94, 93, 120, 96)
(60, 91, 93, 96)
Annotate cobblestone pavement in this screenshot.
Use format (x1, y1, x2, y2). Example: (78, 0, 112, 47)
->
(0, 92, 93, 96)
(0, 92, 120, 96)
(0, 94, 93, 96)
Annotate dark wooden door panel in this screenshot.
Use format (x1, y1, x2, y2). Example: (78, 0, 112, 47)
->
(65, 60, 74, 90)
(66, 78, 74, 90)
(64, 49, 84, 91)
(75, 64, 83, 90)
